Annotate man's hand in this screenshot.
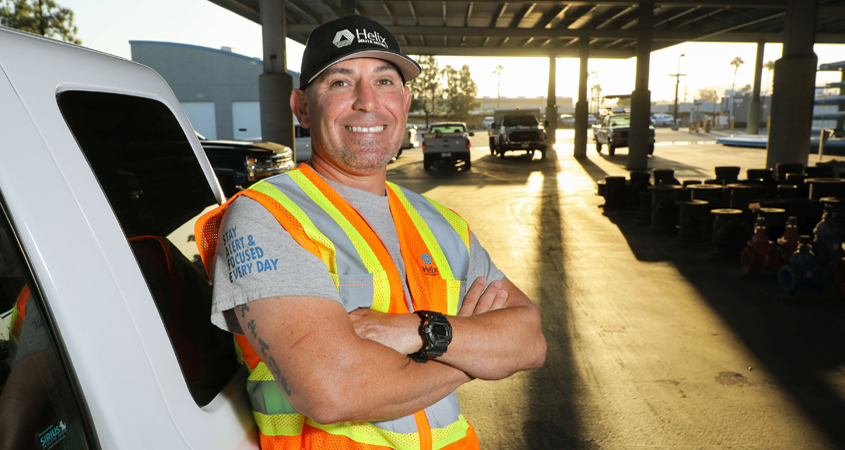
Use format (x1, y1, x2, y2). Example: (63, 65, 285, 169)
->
(349, 277, 508, 354)
(458, 277, 509, 316)
(348, 276, 545, 381)
(348, 308, 421, 355)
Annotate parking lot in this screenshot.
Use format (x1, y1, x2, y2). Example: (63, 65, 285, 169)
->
(389, 128, 845, 449)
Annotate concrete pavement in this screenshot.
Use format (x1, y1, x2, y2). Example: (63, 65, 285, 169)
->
(387, 131, 845, 449)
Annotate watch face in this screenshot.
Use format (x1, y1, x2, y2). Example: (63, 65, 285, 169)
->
(428, 321, 452, 347)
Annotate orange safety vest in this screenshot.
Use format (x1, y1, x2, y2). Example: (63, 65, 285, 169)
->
(196, 165, 478, 450)
(9, 284, 31, 345)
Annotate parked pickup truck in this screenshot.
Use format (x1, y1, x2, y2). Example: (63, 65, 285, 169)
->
(593, 114, 656, 156)
(488, 108, 549, 159)
(198, 134, 295, 198)
(422, 122, 474, 170)
(0, 26, 257, 448)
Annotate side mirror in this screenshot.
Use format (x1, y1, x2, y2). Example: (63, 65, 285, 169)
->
(544, 120, 550, 127)
(469, 132, 475, 136)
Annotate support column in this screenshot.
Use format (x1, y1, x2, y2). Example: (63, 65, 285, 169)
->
(546, 51, 558, 146)
(574, 39, 590, 157)
(747, 40, 765, 135)
(766, 0, 819, 169)
(259, 0, 295, 154)
(627, 1, 653, 171)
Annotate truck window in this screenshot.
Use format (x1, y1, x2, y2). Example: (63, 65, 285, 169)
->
(502, 116, 539, 127)
(0, 211, 94, 449)
(56, 91, 239, 407)
(430, 125, 465, 134)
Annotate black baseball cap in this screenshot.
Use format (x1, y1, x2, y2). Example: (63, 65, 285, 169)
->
(299, 15, 421, 90)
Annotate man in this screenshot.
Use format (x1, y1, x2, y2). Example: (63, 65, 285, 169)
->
(196, 15, 546, 450)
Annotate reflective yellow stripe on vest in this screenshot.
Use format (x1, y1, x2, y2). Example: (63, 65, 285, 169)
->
(249, 181, 341, 288)
(287, 170, 393, 312)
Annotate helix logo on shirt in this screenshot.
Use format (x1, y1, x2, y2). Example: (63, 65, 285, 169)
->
(333, 28, 388, 49)
(421, 253, 439, 276)
(39, 421, 67, 449)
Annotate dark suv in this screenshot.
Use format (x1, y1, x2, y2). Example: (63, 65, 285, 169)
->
(197, 133, 296, 197)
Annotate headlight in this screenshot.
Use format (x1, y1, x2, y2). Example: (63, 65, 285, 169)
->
(245, 154, 293, 180)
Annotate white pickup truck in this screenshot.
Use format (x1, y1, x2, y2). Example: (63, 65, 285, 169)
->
(0, 26, 257, 448)
(421, 122, 474, 170)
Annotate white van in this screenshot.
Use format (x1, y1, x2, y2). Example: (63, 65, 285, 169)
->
(0, 26, 256, 449)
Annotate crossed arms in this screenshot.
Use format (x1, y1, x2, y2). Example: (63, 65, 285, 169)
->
(234, 276, 546, 425)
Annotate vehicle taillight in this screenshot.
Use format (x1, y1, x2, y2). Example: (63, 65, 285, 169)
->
(466, 140, 471, 150)
(422, 141, 426, 150)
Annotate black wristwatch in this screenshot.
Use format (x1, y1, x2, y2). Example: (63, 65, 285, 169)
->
(408, 310, 452, 363)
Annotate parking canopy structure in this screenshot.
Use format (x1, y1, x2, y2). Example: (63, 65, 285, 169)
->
(207, 0, 845, 170)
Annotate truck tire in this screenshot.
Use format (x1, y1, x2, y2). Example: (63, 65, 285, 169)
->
(595, 141, 603, 153)
(465, 158, 472, 170)
(423, 155, 432, 170)
(489, 137, 497, 154)
(608, 145, 616, 156)
(648, 144, 655, 155)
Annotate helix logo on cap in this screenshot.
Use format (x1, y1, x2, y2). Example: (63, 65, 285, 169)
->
(332, 28, 389, 49)
(333, 29, 354, 48)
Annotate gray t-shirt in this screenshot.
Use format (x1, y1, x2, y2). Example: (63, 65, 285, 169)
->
(210, 173, 504, 334)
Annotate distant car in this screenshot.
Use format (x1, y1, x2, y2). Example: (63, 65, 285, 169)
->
(481, 117, 495, 130)
(197, 133, 296, 197)
(400, 123, 419, 155)
(422, 122, 473, 170)
(593, 114, 655, 156)
(559, 114, 596, 128)
(652, 113, 674, 127)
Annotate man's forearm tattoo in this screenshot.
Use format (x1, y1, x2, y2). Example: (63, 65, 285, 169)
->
(241, 305, 294, 396)
(266, 356, 292, 396)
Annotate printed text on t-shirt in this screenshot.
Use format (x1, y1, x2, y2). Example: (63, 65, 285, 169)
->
(222, 226, 279, 282)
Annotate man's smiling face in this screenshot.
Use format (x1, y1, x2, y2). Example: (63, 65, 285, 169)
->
(293, 57, 411, 172)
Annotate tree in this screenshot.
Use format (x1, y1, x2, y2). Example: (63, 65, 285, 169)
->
(408, 55, 443, 127)
(729, 57, 744, 91)
(0, 0, 81, 44)
(698, 88, 718, 104)
(443, 64, 481, 121)
(764, 60, 775, 94)
(493, 65, 504, 109)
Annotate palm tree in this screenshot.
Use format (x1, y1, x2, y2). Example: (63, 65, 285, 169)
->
(493, 65, 504, 109)
(730, 57, 744, 91)
(764, 60, 775, 95)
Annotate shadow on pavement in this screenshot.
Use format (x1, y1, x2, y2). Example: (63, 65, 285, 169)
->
(522, 156, 600, 450)
(387, 152, 554, 195)
(602, 200, 845, 448)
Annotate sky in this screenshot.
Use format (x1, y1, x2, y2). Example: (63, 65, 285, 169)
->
(63, 0, 844, 104)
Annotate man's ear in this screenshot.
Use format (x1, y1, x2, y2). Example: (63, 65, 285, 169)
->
(404, 85, 412, 113)
(290, 89, 310, 128)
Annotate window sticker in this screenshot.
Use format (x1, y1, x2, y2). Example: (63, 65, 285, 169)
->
(38, 421, 68, 449)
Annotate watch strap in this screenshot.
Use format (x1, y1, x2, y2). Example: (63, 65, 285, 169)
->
(408, 310, 451, 362)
